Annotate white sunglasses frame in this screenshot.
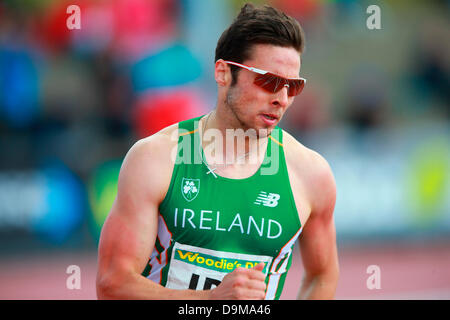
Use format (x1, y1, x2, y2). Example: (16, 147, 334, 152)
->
(222, 60, 307, 84)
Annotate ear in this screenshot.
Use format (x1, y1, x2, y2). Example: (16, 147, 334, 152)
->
(215, 59, 231, 87)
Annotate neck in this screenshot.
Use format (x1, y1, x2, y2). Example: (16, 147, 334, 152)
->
(201, 108, 268, 167)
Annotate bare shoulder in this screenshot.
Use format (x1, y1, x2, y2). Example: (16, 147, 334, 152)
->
(118, 123, 179, 205)
(129, 123, 179, 163)
(282, 129, 336, 216)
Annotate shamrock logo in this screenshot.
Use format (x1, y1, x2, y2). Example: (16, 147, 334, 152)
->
(181, 178, 200, 202)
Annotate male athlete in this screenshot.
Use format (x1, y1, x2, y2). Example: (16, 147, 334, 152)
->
(96, 3, 338, 300)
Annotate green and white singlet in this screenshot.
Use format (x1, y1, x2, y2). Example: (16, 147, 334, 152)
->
(142, 115, 302, 300)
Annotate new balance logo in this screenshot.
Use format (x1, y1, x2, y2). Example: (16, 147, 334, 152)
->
(254, 191, 280, 207)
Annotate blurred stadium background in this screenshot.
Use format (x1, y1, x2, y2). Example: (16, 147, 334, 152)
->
(0, 0, 449, 299)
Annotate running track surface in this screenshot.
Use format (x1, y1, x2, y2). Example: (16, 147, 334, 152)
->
(0, 243, 449, 299)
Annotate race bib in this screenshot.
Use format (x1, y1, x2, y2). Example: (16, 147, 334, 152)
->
(166, 242, 273, 290)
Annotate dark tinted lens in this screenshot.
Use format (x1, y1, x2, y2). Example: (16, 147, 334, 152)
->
(254, 73, 286, 93)
(287, 79, 305, 96)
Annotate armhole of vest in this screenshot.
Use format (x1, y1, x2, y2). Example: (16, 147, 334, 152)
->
(279, 128, 302, 230)
(158, 123, 183, 213)
(158, 117, 200, 212)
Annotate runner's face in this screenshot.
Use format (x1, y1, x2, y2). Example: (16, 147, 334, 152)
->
(225, 44, 301, 136)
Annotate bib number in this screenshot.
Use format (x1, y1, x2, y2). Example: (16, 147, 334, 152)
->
(166, 242, 273, 290)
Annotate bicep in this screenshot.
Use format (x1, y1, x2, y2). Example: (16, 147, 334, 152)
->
(97, 198, 158, 278)
(97, 139, 169, 279)
(298, 208, 338, 276)
(298, 159, 338, 276)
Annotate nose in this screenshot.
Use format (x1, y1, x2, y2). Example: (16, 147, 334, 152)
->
(271, 85, 289, 108)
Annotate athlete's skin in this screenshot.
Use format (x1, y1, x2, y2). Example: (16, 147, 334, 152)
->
(96, 44, 339, 300)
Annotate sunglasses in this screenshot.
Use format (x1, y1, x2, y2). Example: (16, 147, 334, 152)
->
(223, 60, 306, 97)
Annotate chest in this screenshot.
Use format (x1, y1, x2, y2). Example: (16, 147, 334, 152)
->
(160, 169, 301, 258)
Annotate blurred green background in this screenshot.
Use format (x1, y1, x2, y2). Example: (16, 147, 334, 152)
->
(0, 0, 449, 299)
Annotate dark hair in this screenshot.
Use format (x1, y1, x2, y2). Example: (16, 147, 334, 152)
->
(215, 3, 305, 85)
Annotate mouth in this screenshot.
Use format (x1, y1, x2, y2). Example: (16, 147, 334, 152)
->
(261, 113, 279, 121)
(260, 113, 279, 125)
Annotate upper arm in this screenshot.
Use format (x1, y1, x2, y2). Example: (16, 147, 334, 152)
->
(96, 132, 175, 284)
(298, 153, 338, 277)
